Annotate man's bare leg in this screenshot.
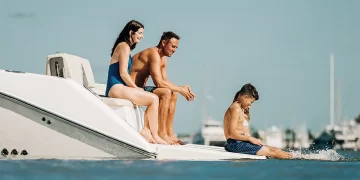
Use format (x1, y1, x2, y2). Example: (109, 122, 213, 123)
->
(152, 88, 176, 144)
(256, 146, 292, 159)
(167, 92, 184, 145)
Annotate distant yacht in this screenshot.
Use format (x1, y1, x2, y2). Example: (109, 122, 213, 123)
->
(312, 53, 360, 151)
(191, 71, 227, 147)
(328, 120, 359, 150)
(263, 125, 284, 149)
(192, 116, 227, 147)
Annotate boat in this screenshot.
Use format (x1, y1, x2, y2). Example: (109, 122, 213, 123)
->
(263, 126, 284, 149)
(192, 117, 227, 147)
(311, 54, 360, 151)
(328, 120, 359, 150)
(0, 52, 266, 160)
(309, 130, 336, 150)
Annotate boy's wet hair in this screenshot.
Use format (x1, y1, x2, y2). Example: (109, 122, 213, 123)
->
(233, 83, 259, 102)
(157, 31, 180, 47)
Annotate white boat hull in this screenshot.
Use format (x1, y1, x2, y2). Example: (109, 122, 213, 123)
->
(0, 100, 265, 161)
(0, 53, 266, 161)
(153, 144, 265, 160)
(0, 93, 153, 159)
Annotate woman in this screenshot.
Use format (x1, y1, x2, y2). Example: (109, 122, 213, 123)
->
(105, 20, 167, 144)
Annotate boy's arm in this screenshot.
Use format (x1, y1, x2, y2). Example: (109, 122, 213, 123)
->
(228, 107, 265, 146)
(242, 126, 251, 136)
(228, 107, 251, 141)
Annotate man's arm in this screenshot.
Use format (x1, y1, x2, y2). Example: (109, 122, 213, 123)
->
(160, 59, 176, 86)
(149, 53, 183, 92)
(160, 59, 196, 100)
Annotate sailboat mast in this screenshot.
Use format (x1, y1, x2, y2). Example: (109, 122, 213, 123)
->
(202, 64, 210, 122)
(330, 53, 335, 128)
(336, 80, 341, 124)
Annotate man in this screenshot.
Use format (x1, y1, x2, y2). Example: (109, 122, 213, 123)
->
(223, 83, 292, 159)
(130, 31, 196, 145)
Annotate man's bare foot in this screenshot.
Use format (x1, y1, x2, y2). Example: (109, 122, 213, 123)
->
(152, 135, 168, 145)
(140, 128, 155, 143)
(159, 133, 176, 145)
(169, 134, 185, 145)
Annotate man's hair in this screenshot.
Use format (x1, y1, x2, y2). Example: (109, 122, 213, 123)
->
(157, 31, 180, 47)
(232, 83, 259, 102)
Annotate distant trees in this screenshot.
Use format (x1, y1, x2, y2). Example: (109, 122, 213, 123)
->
(355, 114, 360, 124)
(308, 130, 315, 141)
(285, 128, 296, 149)
(250, 127, 260, 139)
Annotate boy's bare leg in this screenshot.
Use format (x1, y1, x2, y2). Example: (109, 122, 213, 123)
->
(256, 146, 292, 159)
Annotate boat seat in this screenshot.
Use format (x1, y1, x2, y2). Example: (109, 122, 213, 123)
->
(45, 53, 145, 132)
(45, 53, 129, 102)
(100, 96, 144, 132)
(101, 97, 135, 107)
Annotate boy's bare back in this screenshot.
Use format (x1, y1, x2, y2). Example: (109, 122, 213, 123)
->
(223, 101, 248, 140)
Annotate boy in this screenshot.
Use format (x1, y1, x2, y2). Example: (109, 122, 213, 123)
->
(223, 83, 292, 159)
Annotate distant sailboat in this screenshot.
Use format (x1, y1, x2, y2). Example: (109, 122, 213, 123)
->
(192, 65, 226, 147)
(311, 53, 359, 150)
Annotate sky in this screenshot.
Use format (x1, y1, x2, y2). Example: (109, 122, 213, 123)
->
(0, 0, 359, 135)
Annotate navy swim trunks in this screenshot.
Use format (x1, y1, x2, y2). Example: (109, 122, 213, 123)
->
(143, 86, 157, 93)
(225, 138, 262, 155)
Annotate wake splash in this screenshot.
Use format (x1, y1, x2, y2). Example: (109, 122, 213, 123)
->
(289, 149, 345, 161)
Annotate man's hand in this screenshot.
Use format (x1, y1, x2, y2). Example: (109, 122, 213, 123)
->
(180, 85, 195, 101)
(249, 137, 266, 146)
(183, 85, 196, 101)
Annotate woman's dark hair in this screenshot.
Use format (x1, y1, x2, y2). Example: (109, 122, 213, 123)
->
(111, 20, 144, 56)
(232, 83, 259, 102)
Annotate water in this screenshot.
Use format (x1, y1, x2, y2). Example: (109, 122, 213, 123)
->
(1, 150, 359, 180)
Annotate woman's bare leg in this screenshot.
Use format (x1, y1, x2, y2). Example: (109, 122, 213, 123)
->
(109, 85, 167, 144)
(140, 112, 155, 143)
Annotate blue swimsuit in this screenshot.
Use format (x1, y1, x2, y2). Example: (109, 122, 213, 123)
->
(105, 55, 133, 97)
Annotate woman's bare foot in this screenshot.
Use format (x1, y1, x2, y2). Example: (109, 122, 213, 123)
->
(169, 134, 185, 145)
(152, 135, 168, 145)
(159, 133, 176, 145)
(140, 128, 155, 143)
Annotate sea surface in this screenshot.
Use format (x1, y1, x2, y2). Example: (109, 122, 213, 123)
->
(1, 149, 359, 180)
